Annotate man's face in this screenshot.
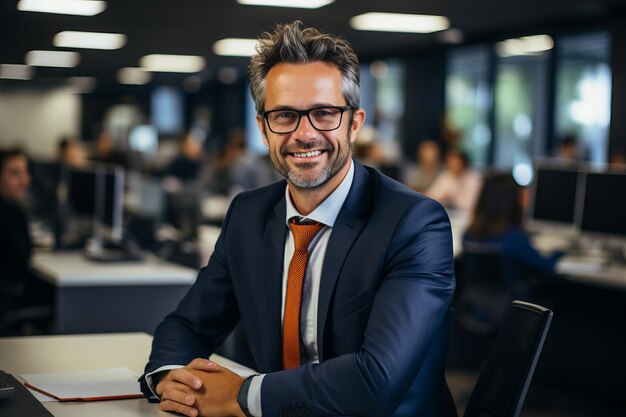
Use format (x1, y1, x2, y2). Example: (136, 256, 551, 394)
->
(257, 62, 365, 190)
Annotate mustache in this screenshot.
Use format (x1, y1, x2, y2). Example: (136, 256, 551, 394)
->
(281, 141, 332, 154)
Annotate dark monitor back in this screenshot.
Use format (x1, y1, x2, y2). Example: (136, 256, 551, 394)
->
(67, 168, 97, 217)
(580, 172, 626, 236)
(531, 167, 580, 225)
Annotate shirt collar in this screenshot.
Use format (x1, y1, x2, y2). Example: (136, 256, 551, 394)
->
(285, 158, 355, 227)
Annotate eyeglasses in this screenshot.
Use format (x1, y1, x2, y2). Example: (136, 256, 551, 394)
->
(261, 105, 353, 134)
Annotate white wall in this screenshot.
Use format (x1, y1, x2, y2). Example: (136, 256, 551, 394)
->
(0, 88, 81, 160)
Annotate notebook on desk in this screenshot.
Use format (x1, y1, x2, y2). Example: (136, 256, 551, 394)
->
(21, 367, 143, 402)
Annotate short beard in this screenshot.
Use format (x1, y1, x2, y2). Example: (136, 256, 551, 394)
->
(270, 135, 352, 191)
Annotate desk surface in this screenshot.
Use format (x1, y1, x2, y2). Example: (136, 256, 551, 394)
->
(0, 333, 163, 417)
(0, 333, 254, 417)
(33, 251, 197, 287)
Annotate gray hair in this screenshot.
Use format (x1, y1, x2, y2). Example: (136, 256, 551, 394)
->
(249, 21, 360, 114)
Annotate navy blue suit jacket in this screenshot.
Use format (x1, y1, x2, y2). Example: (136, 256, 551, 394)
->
(142, 161, 455, 417)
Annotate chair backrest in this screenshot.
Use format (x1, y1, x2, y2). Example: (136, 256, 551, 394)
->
(457, 243, 514, 334)
(462, 300, 553, 417)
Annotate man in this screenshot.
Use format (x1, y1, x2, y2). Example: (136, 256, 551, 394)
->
(141, 21, 455, 417)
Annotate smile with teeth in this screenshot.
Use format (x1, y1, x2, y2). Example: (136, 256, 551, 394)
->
(292, 150, 322, 158)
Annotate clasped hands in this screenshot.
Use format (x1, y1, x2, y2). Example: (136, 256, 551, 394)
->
(155, 358, 246, 417)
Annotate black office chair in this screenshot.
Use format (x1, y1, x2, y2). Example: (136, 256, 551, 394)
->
(456, 243, 518, 335)
(461, 300, 553, 417)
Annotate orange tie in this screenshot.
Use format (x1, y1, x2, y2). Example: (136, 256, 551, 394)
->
(282, 218, 324, 369)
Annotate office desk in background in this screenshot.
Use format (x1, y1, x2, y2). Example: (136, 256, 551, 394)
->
(32, 251, 197, 334)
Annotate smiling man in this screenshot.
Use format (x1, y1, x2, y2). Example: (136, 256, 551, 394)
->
(140, 21, 455, 417)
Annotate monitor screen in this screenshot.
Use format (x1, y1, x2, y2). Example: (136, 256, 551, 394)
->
(531, 167, 581, 225)
(100, 166, 125, 241)
(580, 172, 626, 236)
(67, 167, 97, 217)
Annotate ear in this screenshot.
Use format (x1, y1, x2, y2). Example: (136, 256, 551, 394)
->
(256, 114, 269, 147)
(349, 108, 366, 144)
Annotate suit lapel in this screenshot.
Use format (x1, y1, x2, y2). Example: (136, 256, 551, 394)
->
(317, 162, 372, 360)
(261, 197, 287, 371)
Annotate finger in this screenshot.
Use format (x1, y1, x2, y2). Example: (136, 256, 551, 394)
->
(160, 399, 198, 417)
(161, 387, 196, 407)
(188, 357, 220, 371)
(156, 380, 194, 397)
(168, 368, 203, 390)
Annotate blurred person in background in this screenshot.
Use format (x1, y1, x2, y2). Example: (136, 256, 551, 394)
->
(166, 132, 205, 182)
(425, 148, 482, 213)
(405, 139, 442, 193)
(0, 148, 32, 282)
(92, 131, 128, 168)
(464, 172, 564, 277)
(0, 148, 52, 330)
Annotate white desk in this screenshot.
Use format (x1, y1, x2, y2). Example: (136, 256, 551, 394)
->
(0, 333, 255, 417)
(0, 333, 160, 416)
(32, 252, 197, 334)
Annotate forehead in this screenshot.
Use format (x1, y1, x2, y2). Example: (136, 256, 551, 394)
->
(1, 155, 27, 174)
(264, 61, 344, 109)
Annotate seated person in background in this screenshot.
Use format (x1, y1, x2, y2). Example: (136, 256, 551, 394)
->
(425, 148, 482, 213)
(0, 148, 32, 284)
(464, 172, 564, 276)
(59, 137, 88, 168)
(608, 149, 626, 172)
(92, 131, 128, 168)
(405, 139, 442, 193)
(0, 148, 52, 330)
(166, 133, 205, 182)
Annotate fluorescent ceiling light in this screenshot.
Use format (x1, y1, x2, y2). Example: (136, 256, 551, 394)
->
(350, 12, 450, 33)
(17, 0, 106, 16)
(54, 31, 126, 50)
(0, 64, 34, 80)
(118, 67, 151, 85)
(496, 35, 554, 57)
(140, 54, 205, 73)
(213, 38, 258, 57)
(237, 0, 334, 8)
(26, 50, 80, 67)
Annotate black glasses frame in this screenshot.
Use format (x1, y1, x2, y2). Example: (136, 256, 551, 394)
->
(260, 105, 353, 134)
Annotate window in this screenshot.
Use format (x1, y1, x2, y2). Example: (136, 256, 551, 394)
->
(445, 46, 491, 167)
(554, 31, 611, 165)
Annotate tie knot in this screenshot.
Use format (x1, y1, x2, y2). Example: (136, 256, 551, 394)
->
(289, 219, 324, 251)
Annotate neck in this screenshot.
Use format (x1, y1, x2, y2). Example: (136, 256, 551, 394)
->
(288, 159, 351, 215)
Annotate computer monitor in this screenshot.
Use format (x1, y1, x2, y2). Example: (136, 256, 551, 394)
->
(580, 171, 626, 238)
(99, 165, 125, 242)
(66, 163, 125, 243)
(529, 166, 582, 227)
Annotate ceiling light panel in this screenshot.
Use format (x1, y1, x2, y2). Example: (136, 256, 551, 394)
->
(54, 31, 126, 50)
(26, 50, 80, 67)
(213, 38, 258, 57)
(17, 0, 106, 16)
(350, 12, 450, 33)
(140, 54, 205, 73)
(237, 0, 334, 8)
(496, 35, 554, 57)
(0, 64, 34, 80)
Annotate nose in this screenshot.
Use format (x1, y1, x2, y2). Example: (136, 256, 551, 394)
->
(293, 113, 317, 140)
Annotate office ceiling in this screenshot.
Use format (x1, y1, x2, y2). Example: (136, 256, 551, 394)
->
(0, 0, 625, 90)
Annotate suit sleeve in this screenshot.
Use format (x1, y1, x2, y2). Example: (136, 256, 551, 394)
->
(260, 198, 455, 417)
(139, 197, 241, 396)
